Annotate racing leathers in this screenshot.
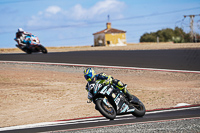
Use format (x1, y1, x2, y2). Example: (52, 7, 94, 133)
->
(85, 73, 134, 102)
(14, 31, 32, 48)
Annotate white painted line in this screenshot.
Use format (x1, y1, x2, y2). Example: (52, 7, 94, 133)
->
(146, 106, 200, 114)
(174, 103, 191, 107)
(0, 106, 199, 131)
(117, 106, 200, 117)
(1, 60, 200, 74)
(0, 117, 106, 131)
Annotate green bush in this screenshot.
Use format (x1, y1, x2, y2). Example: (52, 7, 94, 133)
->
(139, 27, 198, 43)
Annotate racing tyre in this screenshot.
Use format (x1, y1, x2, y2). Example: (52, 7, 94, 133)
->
(26, 48, 32, 54)
(40, 46, 48, 54)
(131, 95, 146, 117)
(96, 98, 116, 120)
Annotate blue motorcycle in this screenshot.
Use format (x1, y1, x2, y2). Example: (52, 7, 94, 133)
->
(16, 35, 47, 54)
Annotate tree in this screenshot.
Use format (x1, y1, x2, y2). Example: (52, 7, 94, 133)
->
(140, 33, 156, 42)
(139, 27, 197, 43)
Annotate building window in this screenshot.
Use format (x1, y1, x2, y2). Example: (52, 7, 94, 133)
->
(107, 41, 110, 45)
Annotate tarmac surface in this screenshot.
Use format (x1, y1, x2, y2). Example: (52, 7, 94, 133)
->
(1, 49, 200, 71)
(1, 106, 200, 133)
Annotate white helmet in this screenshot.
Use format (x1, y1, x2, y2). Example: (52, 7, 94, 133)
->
(18, 28, 24, 33)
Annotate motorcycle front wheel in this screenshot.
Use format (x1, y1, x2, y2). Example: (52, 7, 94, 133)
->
(96, 98, 116, 120)
(40, 45, 48, 54)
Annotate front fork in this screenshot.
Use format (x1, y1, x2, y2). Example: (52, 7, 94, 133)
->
(102, 97, 112, 108)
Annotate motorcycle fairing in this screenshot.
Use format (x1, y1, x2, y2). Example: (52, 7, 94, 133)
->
(120, 103, 129, 113)
(93, 81, 103, 94)
(99, 85, 108, 95)
(94, 81, 137, 114)
(100, 85, 133, 114)
(102, 97, 112, 108)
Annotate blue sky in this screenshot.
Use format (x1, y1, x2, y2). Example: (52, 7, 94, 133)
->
(0, 0, 200, 48)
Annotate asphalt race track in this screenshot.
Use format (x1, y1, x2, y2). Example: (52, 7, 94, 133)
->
(1, 106, 200, 133)
(0, 49, 200, 71)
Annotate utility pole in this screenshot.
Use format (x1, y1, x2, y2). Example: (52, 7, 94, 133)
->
(157, 36, 159, 44)
(184, 14, 200, 42)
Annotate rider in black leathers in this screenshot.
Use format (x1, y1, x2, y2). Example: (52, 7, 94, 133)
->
(84, 68, 134, 102)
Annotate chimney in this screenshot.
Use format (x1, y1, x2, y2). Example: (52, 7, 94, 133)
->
(106, 22, 111, 29)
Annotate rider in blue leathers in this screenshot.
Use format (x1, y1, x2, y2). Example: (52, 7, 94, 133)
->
(14, 28, 33, 48)
(84, 68, 134, 103)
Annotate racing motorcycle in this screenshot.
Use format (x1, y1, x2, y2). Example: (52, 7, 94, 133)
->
(16, 35, 48, 54)
(87, 80, 146, 120)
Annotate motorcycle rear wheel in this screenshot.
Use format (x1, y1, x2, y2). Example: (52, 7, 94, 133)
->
(96, 99, 116, 120)
(131, 96, 146, 117)
(26, 48, 32, 54)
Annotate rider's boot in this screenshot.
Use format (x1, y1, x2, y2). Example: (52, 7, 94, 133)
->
(123, 85, 140, 104)
(26, 43, 30, 49)
(122, 85, 135, 103)
(113, 79, 137, 104)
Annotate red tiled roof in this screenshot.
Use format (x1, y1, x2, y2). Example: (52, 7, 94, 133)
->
(93, 28, 126, 35)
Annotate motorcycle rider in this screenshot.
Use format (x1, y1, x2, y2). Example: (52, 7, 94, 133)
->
(14, 28, 33, 48)
(84, 68, 134, 103)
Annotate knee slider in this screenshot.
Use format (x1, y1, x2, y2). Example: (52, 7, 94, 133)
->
(117, 81, 124, 87)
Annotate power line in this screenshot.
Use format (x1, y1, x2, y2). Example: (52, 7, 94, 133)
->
(0, 21, 176, 35)
(111, 7, 200, 22)
(35, 6, 200, 31)
(1, 6, 199, 32)
(0, 0, 45, 4)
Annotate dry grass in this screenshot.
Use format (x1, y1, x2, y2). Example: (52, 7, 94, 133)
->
(1, 43, 200, 53)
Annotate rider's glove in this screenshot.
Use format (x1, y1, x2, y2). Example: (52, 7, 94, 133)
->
(103, 75, 113, 85)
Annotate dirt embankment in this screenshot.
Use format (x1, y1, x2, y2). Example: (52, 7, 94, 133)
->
(0, 63, 200, 127)
(1, 43, 200, 53)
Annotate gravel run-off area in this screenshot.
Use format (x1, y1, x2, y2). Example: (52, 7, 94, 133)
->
(65, 118, 200, 133)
